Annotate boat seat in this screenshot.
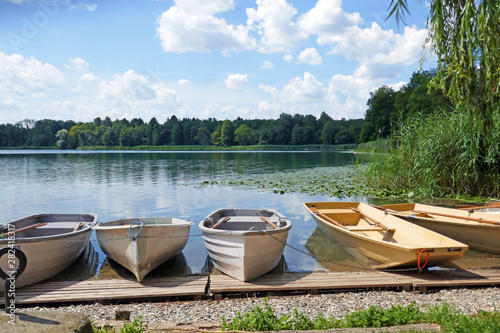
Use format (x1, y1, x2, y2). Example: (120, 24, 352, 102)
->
(317, 209, 355, 214)
(347, 225, 396, 232)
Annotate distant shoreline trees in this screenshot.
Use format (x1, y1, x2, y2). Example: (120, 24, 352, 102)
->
(0, 70, 448, 149)
(0, 112, 363, 149)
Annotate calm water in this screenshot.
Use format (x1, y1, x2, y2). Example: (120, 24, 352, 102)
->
(1, 150, 498, 280)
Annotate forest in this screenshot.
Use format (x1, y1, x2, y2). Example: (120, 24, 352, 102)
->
(0, 70, 449, 149)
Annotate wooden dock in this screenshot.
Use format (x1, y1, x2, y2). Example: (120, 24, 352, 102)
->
(3, 269, 500, 306)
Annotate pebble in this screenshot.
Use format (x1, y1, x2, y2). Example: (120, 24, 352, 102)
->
(25, 287, 500, 324)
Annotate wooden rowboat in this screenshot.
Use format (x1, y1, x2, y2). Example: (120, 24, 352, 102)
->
(456, 201, 500, 214)
(199, 209, 292, 281)
(303, 202, 467, 269)
(376, 202, 500, 254)
(93, 217, 193, 282)
(0, 213, 98, 290)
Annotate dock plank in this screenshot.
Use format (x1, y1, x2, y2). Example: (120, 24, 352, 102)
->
(3, 269, 500, 305)
(209, 271, 414, 293)
(1, 275, 209, 305)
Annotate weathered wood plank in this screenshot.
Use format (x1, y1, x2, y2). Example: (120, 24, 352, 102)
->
(0, 275, 209, 305)
(3, 269, 500, 305)
(210, 272, 413, 293)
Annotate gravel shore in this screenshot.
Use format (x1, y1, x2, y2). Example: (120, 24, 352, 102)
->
(26, 287, 500, 325)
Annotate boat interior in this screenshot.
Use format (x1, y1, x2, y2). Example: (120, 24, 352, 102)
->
(304, 202, 469, 248)
(101, 217, 177, 227)
(203, 214, 287, 231)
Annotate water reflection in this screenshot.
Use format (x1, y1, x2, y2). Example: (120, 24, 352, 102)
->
(304, 228, 368, 272)
(98, 252, 191, 280)
(1, 150, 499, 282)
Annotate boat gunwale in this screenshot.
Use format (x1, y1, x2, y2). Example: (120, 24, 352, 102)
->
(93, 219, 194, 230)
(390, 212, 500, 228)
(199, 208, 292, 236)
(0, 213, 98, 244)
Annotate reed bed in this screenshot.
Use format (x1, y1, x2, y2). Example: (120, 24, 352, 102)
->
(363, 109, 500, 198)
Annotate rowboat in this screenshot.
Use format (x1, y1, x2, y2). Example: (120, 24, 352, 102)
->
(199, 209, 292, 281)
(376, 202, 500, 254)
(0, 213, 98, 290)
(456, 201, 500, 214)
(93, 217, 193, 282)
(303, 202, 467, 269)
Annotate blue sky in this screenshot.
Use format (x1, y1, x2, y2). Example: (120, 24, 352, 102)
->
(0, 0, 434, 124)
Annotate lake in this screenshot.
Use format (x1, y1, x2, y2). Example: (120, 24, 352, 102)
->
(1, 150, 498, 280)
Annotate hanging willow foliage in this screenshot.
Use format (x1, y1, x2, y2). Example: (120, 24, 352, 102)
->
(388, 0, 500, 145)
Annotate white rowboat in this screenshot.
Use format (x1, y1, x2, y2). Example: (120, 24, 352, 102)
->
(199, 209, 292, 281)
(93, 217, 193, 282)
(0, 213, 98, 290)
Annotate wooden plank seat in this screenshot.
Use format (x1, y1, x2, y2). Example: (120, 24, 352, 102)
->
(347, 225, 395, 232)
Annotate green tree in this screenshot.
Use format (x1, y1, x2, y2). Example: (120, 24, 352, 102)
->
(275, 113, 294, 144)
(234, 124, 256, 146)
(195, 127, 211, 145)
(55, 129, 69, 149)
(119, 127, 135, 146)
(291, 125, 314, 145)
(388, 0, 500, 143)
(393, 70, 451, 124)
(211, 128, 221, 146)
(102, 128, 114, 146)
(360, 86, 395, 142)
(171, 123, 183, 145)
(321, 121, 339, 145)
(220, 120, 235, 147)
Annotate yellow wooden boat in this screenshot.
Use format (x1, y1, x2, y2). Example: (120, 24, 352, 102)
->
(377, 203, 500, 254)
(303, 202, 468, 269)
(456, 201, 500, 214)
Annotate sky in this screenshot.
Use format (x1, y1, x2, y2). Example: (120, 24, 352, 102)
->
(0, 0, 435, 124)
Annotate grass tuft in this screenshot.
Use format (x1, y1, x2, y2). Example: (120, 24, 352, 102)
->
(221, 299, 500, 332)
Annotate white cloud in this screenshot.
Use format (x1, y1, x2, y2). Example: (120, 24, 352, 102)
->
(0, 53, 64, 94)
(258, 101, 282, 114)
(246, 0, 307, 53)
(281, 72, 326, 103)
(260, 60, 274, 69)
(225, 73, 248, 90)
(177, 79, 192, 88)
(65, 57, 89, 71)
(156, 0, 257, 53)
(98, 70, 156, 100)
(297, 47, 322, 65)
(79, 72, 99, 82)
(327, 73, 377, 119)
(319, 23, 427, 79)
(283, 54, 294, 63)
(298, 0, 363, 35)
(154, 82, 181, 106)
(63, 1, 97, 11)
(258, 83, 280, 99)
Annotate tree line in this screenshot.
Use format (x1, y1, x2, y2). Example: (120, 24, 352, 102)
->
(0, 70, 449, 149)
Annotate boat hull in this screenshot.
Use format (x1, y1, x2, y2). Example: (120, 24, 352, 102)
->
(0, 213, 98, 290)
(200, 209, 291, 281)
(304, 202, 467, 269)
(380, 203, 500, 254)
(94, 217, 193, 282)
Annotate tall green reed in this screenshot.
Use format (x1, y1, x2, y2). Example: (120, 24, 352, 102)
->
(363, 108, 500, 198)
